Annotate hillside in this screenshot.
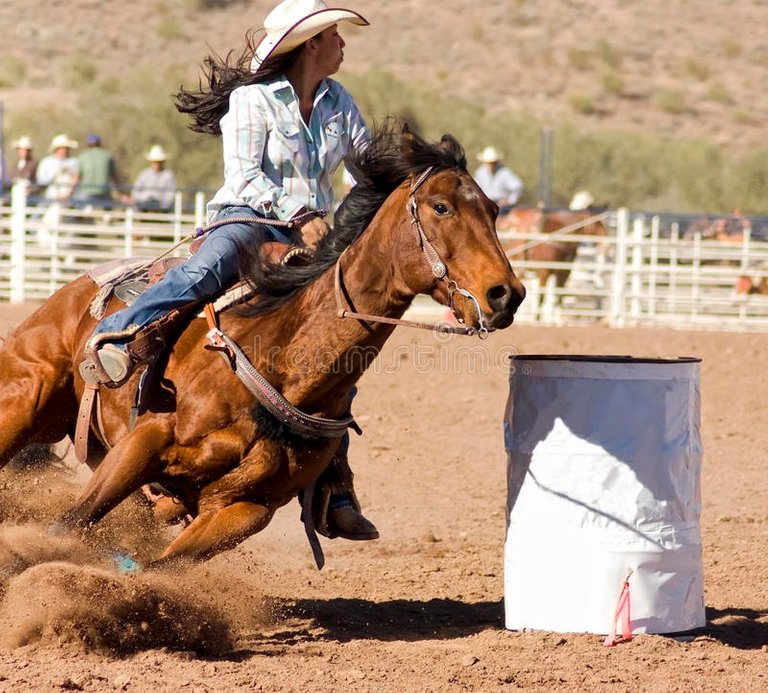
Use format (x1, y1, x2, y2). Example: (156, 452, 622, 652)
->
(1, 0, 767, 210)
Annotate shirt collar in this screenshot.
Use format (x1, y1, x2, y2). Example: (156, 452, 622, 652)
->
(267, 76, 331, 108)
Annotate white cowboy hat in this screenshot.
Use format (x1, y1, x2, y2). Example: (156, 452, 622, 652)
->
(569, 190, 595, 210)
(145, 144, 169, 162)
(13, 135, 33, 150)
(477, 146, 502, 163)
(49, 134, 79, 151)
(251, 0, 369, 70)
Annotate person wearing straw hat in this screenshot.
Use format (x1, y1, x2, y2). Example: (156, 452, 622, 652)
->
(11, 135, 39, 193)
(85, 0, 377, 542)
(473, 145, 523, 214)
(128, 144, 177, 212)
(569, 189, 595, 211)
(36, 134, 79, 201)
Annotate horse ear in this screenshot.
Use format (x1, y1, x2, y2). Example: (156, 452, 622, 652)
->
(400, 122, 416, 155)
(439, 133, 467, 169)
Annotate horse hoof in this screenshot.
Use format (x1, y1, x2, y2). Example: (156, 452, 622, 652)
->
(113, 552, 141, 573)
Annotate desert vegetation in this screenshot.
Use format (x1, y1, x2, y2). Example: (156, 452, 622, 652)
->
(2, 0, 767, 213)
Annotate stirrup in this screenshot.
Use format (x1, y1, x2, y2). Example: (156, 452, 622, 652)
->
(82, 325, 141, 387)
(97, 344, 133, 384)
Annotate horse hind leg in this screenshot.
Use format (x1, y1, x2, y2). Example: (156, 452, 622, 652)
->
(0, 374, 77, 470)
(0, 337, 78, 470)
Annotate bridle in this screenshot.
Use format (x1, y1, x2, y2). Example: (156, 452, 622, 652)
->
(334, 166, 491, 339)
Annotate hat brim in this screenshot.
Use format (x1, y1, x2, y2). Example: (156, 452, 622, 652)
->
(49, 139, 78, 151)
(252, 9, 368, 70)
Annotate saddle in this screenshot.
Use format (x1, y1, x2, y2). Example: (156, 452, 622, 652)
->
(75, 241, 312, 465)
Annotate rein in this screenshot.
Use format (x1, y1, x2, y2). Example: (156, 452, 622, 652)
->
(334, 167, 490, 339)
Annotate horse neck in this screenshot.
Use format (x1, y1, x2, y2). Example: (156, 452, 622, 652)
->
(257, 185, 417, 411)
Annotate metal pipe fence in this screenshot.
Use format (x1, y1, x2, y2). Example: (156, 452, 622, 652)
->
(0, 182, 207, 302)
(496, 209, 768, 331)
(3, 184, 768, 332)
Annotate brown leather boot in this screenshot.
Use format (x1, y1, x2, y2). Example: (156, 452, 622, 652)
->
(313, 451, 379, 541)
(326, 494, 379, 541)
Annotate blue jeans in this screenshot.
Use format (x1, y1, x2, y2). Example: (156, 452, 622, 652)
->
(93, 205, 293, 338)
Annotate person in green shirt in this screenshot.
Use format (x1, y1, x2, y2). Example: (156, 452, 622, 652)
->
(72, 133, 120, 208)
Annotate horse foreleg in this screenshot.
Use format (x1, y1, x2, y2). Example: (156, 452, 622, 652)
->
(148, 501, 274, 567)
(57, 419, 173, 529)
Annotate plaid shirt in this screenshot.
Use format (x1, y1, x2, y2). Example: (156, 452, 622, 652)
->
(207, 76, 369, 222)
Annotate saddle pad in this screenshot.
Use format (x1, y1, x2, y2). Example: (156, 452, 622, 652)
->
(87, 257, 147, 287)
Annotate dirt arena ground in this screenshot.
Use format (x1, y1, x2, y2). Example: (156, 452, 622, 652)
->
(0, 302, 765, 691)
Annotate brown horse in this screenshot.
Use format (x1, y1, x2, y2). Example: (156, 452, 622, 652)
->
(497, 207, 608, 295)
(0, 126, 525, 568)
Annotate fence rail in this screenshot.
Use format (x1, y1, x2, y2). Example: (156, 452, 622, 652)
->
(0, 183, 207, 302)
(495, 208, 768, 331)
(3, 185, 768, 332)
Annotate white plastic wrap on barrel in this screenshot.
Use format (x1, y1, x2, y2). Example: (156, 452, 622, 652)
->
(503, 356, 705, 634)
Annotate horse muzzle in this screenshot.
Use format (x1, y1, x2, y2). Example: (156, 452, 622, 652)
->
(487, 279, 526, 328)
(451, 278, 526, 332)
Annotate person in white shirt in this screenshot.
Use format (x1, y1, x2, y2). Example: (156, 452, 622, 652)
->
(129, 144, 177, 212)
(36, 134, 79, 201)
(473, 145, 523, 213)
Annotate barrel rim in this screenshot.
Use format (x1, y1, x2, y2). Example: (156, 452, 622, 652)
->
(510, 354, 702, 364)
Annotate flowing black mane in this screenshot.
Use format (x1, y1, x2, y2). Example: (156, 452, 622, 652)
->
(238, 122, 467, 317)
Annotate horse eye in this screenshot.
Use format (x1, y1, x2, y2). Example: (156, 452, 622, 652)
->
(433, 203, 450, 216)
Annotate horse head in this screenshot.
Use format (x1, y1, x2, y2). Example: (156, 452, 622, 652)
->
(388, 130, 526, 332)
(240, 124, 526, 334)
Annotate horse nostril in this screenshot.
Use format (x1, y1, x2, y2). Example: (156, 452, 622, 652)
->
(487, 283, 511, 311)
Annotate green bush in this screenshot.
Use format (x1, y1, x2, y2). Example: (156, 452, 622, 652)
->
(568, 94, 597, 115)
(596, 38, 622, 68)
(567, 47, 592, 71)
(0, 55, 27, 88)
(654, 88, 689, 115)
(706, 82, 733, 105)
(601, 71, 625, 96)
(8, 65, 768, 215)
(61, 55, 98, 89)
(683, 56, 710, 81)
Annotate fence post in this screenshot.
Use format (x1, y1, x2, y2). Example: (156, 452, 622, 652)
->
(9, 180, 28, 304)
(194, 191, 206, 229)
(630, 215, 645, 323)
(610, 208, 630, 327)
(648, 216, 660, 320)
(669, 222, 679, 315)
(691, 232, 701, 320)
(173, 191, 183, 245)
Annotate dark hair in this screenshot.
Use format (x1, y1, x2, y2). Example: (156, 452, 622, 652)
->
(175, 30, 304, 135)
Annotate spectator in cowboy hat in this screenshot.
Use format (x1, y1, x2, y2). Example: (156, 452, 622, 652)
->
(473, 145, 524, 213)
(85, 0, 378, 543)
(127, 144, 177, 212)
(569, 190, 595, 211)
(36, 134, 79, 201)
(9, 135, 40, 197)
